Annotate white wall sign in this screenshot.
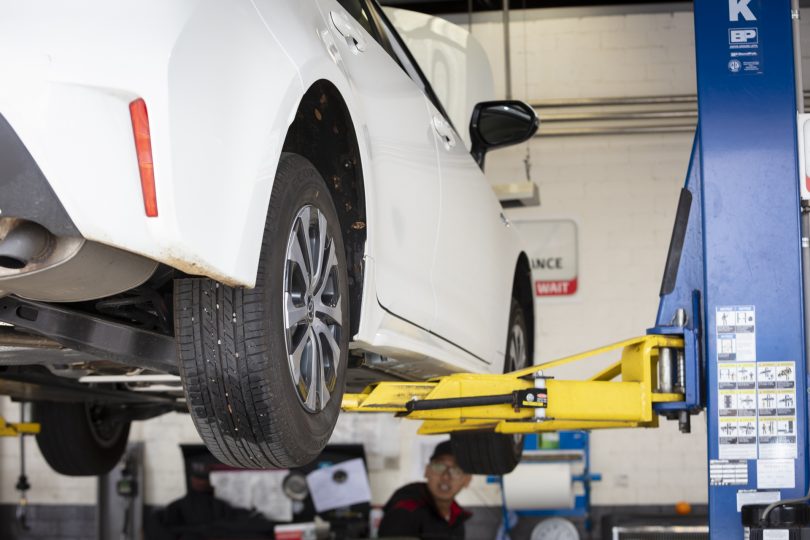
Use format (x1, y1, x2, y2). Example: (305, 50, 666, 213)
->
(513, 219, 578, 297)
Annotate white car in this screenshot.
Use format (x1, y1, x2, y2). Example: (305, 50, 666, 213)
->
(0, 0, 537, 475)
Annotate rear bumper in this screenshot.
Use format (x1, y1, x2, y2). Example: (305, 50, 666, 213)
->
(0, 1, 303, 287)
(0, 113, 157, 302)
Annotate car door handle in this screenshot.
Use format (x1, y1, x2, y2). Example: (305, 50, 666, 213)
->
(432, 116, 456, 150)
(330, 10, 367, 52)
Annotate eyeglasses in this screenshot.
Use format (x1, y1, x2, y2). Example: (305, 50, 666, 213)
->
(428, 461, 466, 478)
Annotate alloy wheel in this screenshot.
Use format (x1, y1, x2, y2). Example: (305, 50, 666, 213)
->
(283, 205, 343, 413)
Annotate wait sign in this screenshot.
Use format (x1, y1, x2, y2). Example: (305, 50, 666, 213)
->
(512, 219, 578, 297)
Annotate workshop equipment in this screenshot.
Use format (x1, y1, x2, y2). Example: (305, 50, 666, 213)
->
(492, 432, 599, 538)
(343, 334, 686, 434)
(511, 433, 599, 527)
(0, 414, 39, 437)
(14, 403, 33, 531)
(741, 504, 810, 539)
(97, 443, 144, 540)
(656, 0, 809, 536)
(345, 1, 810, 537)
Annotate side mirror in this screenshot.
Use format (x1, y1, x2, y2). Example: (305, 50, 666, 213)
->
(469, 100, 539, 168)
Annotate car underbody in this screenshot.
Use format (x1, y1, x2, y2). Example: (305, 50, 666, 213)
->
(0, 289, 408, 410)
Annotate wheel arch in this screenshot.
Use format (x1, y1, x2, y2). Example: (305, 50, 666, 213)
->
(281, 79, 367, 337)
(513, 252, 534, 362)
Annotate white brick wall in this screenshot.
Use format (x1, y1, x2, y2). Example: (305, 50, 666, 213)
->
(445, 6, 696, 101)
(453, 4, 707, 506)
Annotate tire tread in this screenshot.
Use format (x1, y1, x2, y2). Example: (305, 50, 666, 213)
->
(175, 153, 347, 468)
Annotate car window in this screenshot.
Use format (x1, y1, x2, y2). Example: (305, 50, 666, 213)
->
(335, 0, 378, 40)
(365, 1, 456, 131)
(366, 6, 426, 92)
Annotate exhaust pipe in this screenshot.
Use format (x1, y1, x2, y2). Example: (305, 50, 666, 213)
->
(0, 222, 55, 270)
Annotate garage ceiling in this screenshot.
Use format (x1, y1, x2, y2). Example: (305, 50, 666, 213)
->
(381, 0, 810, 15)
(379, 0, 689, 14)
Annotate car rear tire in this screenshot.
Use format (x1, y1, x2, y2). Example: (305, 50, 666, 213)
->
(452, 298, 528, 475)
(33, 401, 130, 476)
(175, 153, 349, 468)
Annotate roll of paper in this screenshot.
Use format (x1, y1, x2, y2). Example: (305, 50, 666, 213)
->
(503, 463, 575, 510)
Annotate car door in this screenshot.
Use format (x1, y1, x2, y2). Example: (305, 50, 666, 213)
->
(301, 0, 442, 330)
(428, 100, 516, 365)
(368, 4, 514, 365)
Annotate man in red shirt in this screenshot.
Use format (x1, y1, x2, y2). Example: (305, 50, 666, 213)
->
(379, 441, 472, 539)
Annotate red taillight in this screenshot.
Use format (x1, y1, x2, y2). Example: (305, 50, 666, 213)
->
(129, 98, 158, 217)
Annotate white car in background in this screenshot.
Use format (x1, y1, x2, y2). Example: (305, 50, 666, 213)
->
(0, 0, 537, 475)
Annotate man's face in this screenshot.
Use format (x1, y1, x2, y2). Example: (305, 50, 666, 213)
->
(424, 454, 471, 504)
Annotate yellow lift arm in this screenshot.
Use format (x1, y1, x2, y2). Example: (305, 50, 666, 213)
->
(342, 335, 684, 436)
(0, 417, 39, 437)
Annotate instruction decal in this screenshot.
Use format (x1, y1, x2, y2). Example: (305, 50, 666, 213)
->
(719, 416, 757, 459)
(717, 306, 758, 459)
(716, 306, 756, 362)
(758, 361, 796, 459)
(728, 0, 763, 75)
(710, 459, 748, 486)
(715, 308, 797, 459)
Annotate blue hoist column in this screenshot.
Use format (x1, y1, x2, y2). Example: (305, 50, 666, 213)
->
(656, 0, 809, 536)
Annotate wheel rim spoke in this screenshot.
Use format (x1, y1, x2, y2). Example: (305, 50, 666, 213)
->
(313, 318, 341, 369)
(283, 204, 343, 413)
(289, 327, 309, 385)
(311, 210, 328, 291)
(304, 328, 320, 410)
(285, 292, 308, 330)
(314, 235, 338, 299)
(288, 225, 311, 291)
(318, 340, 330, 403)
(315, 296, 342, 325)
(301, 206, 321, 294)
(313, 321, 335, 407)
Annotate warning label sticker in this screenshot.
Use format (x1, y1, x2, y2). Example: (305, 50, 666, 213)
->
(716, 306, 756, 362)
(758, 361, 797, 459)
(719, 362, 757, 390)
(710, 459, 748, 486)
(717, 307, 758, 459)
(719, 390, 757, 417)
(714, 307, 798, 464)
(719, 417, 758, 459)
(757, 362, 795, 390)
